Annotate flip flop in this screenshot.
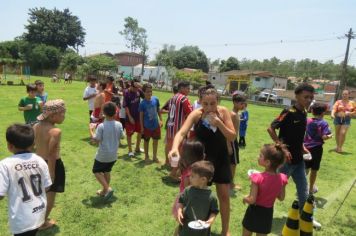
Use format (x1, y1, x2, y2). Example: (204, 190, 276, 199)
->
(103, 189, 114, 201)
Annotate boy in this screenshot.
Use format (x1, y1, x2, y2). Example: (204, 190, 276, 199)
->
(83, 75, 98, 122)
(267, 83, 322, 228)
(304, 103, 332, 194)
(139, 83, 163, 164)
(91, 81, 107, 124)
(91, 102, 123, 200)
(229, 93, 245, 190)
(177, 161, 219, 236)
(33, 99, 66, 230)
(123, 78, 144, 157)
(18, 84, 42, 125)
(35, 80, 48, 103)
(0, 124, 52, 236)
(239, 103, 249, 148)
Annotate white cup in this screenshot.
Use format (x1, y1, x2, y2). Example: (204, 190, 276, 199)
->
(27, 104, 33, 109)
(170, 155, 179, 168)
(303, 153, 312, 161)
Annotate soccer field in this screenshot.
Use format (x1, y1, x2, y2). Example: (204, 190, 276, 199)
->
(0, 77, 355, 235)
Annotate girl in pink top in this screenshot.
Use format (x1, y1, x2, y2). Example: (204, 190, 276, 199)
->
(242, 143, 289, 236)
(172, 140, 205, 236)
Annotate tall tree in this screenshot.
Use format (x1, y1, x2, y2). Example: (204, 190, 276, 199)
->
(23, 8, 85, 51)
(119, 17, 148, 75)
(173, 46, 209, 72)
(219, 57, 240, 72)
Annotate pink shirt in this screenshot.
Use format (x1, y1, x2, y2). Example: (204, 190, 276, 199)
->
(179, 167, 191, 192)
(250, 172, 288, 208)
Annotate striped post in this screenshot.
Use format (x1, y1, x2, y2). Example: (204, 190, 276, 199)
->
(282, 200, 300, 236)
(300, 194, 314, 236)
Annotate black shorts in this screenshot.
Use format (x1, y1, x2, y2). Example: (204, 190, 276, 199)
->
(92, 160, 116, 173)
(242, 204, 273, 234)
(46, 159, 65, 193)
(14, 228, 38, 236)
(120, 118, 126, 130)
(305, 145, 323, 171)
(208, 158, 232, 185)
(230, 139, 240, 165)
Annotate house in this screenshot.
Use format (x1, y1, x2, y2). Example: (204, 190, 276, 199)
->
(132, 64, 168, 83)
(114, 52, 144, 67)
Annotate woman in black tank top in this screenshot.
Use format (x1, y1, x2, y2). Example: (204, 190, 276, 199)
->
(168, 88, 236, 236)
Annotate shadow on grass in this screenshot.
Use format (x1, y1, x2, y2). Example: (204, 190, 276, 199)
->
(37, 225, 60, 236)
(271, 216, 287, 235)
(81, 195, 118, 209)
(161, 176, 180, 187)
(134, 159, 149, 168)
(328, 149, 353, 155)
(155, 164, 171, 174)
(315, 196, 328, 209)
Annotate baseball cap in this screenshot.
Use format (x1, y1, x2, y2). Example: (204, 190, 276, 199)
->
(37, 99, 66, 121)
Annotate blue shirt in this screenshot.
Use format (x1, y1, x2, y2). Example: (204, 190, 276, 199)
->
(139, 96, 160, 130)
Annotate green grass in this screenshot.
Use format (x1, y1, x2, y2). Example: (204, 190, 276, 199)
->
(0, 76, 355, 236)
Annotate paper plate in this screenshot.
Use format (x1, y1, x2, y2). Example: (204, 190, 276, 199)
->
(247, 169, 260, 177)
(188, 220, 209, 230)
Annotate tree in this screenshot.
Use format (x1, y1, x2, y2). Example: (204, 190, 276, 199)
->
(219, 57, 240, 72)
(27, 44, 61, 72)
(119, 17, 148, 75)
(86, 55, 117, 74)
(173, 46, 209, 72)
(59, 49, 84, 73)
(23, 7, 85, 51)
(152, 44, 176, 67)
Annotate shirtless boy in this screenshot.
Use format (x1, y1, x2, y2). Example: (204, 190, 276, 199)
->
(33, 99, 66, 230)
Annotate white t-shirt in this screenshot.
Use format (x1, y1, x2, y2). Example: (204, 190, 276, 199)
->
(94, 120, 123, 162)
(83, 86, 97, 110)
(0, 153, 52, 234)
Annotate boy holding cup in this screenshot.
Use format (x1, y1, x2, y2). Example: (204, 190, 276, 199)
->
(18, 84, 42, 125)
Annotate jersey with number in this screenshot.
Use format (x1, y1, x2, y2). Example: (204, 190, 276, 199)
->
(166, 93, 192, 139)
(0, 153, 52, 234)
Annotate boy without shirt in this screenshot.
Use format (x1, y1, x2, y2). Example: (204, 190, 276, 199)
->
(33, 99, 66, 230)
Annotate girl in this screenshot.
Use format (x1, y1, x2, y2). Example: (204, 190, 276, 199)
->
(169, 87, 236, 236)
(172, 140, 205, 235)
(242, 143, 289, 236)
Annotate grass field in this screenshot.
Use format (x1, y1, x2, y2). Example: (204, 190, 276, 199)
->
(0, 76, 355, 236)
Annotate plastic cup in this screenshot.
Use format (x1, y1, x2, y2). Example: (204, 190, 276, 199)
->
(303, 153, 312, 161)
(27, 104, 33, 109)
(170, 155, 179, 168)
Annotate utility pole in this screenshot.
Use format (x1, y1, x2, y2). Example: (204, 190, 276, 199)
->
(335, 28, 355, 101)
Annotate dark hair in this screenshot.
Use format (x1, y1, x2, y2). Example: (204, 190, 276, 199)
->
(98, 81, 107, 90)
(34, 80, 44, 85)
(107, 75, 114, 81)
(172, 85, 179, 94)
(26, 84, 37, 92)
(130, 78, 140, 87)
(198, 85, 215, 99)
(142, 83, 152, 92)
(103, 102, 117, 117)
(232, 93, 246, 103)
(178, 140, 205, 171)
(261, 143, 288, 171)
(6, 124, 34, 149)
(311, 103, 328, 115)
(87, 75, 97, 81)
(177, 81, 190, 90)
(191, 160, 215, 181)
(294, 83, 315, 95)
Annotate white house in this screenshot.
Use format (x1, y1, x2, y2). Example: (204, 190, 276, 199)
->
(133, 64, 168, 83)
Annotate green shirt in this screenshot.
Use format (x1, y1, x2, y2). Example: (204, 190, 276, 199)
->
(178, 186, 219, 236)
(18, 96, 42, 124)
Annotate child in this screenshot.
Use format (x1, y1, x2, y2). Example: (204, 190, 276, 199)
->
(229, 93, 246, 190)
(35, 80, 48, 103)
(139, 83, 163, 163)
(33, 99, 66, 230)
(177, 160, 219, 236)
(172, 140, 205, 236)
(83, 75, 98, 122)
(123, 78, 144, 157)
(18, 83, 42, 125)
(91, 102, 123, 200)
(242, 143, 288, 236)
(239, 103, 249, 148)
(0, 124, 52, 236)
(304, 103, 332, 194)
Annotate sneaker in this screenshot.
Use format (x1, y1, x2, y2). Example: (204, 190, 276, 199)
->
(128, 152, 134, 157)
(313, 219, 322, 229)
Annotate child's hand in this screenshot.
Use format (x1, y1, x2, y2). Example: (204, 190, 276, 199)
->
(25, 104, 33, 110)
(177, 210, 184, 225)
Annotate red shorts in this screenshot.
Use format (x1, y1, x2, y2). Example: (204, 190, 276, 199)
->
(125, 121, 141, 135)
(143, 127, 161, 140)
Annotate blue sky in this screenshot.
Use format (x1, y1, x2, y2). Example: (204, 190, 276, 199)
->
(1, 0, 356, 65)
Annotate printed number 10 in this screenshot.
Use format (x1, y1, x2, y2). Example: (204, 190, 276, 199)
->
(18, 174, 42, 202)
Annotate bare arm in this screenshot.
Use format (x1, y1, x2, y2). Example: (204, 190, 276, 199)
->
(83, 93, 97, 101)
(140, 111, 144, 133)
(47, 129, 61, 181)
(277, 185, 286, 201)
(177, 203, 184, 225)
(205, 213, 217, 225)
(267, 126, 280, 143)
(209, 107, 236, 142)
(243, 182, 258, 205)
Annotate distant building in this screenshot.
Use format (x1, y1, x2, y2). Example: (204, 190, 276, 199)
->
(132, 64, 168, 83)
(114, 52, 144, 67)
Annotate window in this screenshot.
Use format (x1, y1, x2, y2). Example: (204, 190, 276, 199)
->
(212, 77, 216, 80)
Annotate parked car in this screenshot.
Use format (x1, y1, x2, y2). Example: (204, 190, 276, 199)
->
(257, 90, 278, 103)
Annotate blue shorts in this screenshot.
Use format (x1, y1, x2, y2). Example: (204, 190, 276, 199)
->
(333, 116, 351, 126)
